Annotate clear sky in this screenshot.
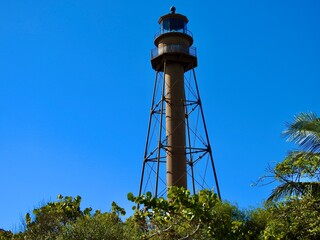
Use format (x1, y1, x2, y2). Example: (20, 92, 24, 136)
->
(1, 0, 319, 231)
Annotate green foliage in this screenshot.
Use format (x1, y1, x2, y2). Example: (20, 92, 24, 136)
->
(275, 151, 320, 179)
(5, 194, 139, 240)
(257, 112, 320, 238)
(24, 195, 84, 239)
(128, 187, 264, 239)
(57, 211, 129, 240)
(260, 112, 320, 202)
(245, 207, 271, 239)
(0, 229, 13, 240)
(262, 194, 320, 239)
(111, 201, 126, 216)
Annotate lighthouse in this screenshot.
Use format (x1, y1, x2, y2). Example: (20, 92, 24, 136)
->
(139, 7, 220, 198)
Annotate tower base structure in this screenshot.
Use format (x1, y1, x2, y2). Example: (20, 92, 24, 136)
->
(139, 67, 221, 198)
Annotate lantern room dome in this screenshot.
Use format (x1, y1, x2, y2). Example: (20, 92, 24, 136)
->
(154, 7, 193, 41)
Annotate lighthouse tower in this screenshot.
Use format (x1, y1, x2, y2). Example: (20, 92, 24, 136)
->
(139, 7, 221, 198)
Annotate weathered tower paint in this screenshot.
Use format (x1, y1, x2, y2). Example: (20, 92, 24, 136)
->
(139, 7, 220, 198)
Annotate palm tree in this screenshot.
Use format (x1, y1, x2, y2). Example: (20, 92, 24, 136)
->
(283, 112, 320, 153)
(267, 112, 320, 202)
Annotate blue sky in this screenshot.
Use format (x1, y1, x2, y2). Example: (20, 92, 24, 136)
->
(1, 0, 320, 231)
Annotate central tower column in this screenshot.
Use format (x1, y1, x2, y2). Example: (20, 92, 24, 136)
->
(165, 62, 187, 188)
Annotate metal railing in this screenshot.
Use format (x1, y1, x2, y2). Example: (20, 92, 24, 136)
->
(154, 29, 193, 39)
(151, 45, 197, 59)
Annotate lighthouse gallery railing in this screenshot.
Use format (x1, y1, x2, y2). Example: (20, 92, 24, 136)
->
(151, 45, 197, 59)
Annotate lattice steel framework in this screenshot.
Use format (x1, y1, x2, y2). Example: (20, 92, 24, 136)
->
(138, 66, 221, 198)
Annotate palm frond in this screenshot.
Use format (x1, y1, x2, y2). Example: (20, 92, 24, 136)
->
(283, 112, 320, 153)
(267, 181, 320, 203)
